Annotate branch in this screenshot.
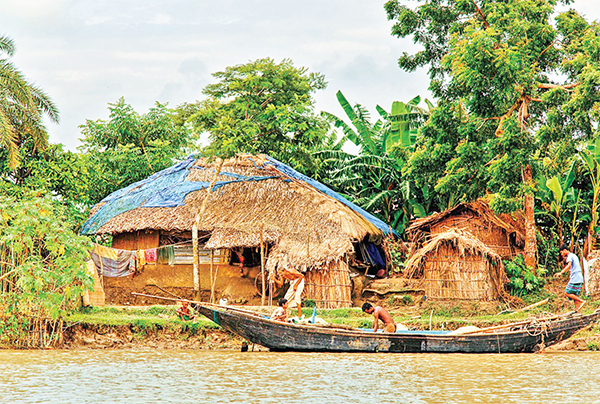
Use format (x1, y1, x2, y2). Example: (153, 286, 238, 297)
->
(472, 1, 490, 29)
(537, 82, 581, 91)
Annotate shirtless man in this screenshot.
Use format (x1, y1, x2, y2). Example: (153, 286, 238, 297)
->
(362, 302, 397, 333)
(176, 301, 196, 321)
(273, 268, 305, 318)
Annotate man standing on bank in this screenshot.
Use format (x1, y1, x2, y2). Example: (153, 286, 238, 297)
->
(554, 245, 586, 312)
(362, 302, 397, 333)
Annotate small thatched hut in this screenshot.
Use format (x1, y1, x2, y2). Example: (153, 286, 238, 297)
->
(405, 229, 508, 300)
(406, 200, 525, 260)
(81, 154, 392, 308)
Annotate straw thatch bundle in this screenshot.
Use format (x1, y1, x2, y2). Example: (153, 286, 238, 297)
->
(405, 229, 508, 300)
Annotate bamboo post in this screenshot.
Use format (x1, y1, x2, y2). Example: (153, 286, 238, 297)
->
(194, 157, 224, 301)
(260, 225, 265, 306)
(192, 222, 200, 299)
(210, 250, 215, 303)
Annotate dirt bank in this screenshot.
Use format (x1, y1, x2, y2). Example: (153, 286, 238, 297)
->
(60, 323, 253, 350)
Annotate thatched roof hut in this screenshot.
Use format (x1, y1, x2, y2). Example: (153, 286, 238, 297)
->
(405, 229, 508, 300)
(81, 154, 392, 308)
(406, 200, 525, 260)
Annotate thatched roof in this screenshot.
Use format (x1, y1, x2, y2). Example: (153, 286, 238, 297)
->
(405, 229, 504, 273)
(406, 200, 525, 246)
(81, 154, 392, 269)
(404, 229, 509, 300)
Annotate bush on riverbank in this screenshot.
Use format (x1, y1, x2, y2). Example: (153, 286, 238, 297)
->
(0, 193, 93, 348)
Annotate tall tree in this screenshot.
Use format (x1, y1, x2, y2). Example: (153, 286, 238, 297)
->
(181, 58, 329, 174)
(78, 98, 196, 204)
(386, 0, 600, 269)
(0, 35, 58, 170)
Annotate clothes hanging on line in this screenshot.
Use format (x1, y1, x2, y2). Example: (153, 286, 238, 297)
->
(89, 244, 136, 278)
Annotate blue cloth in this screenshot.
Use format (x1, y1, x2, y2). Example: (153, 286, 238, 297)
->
(365, 242, 386, 268)
(566, 253, 584, 284)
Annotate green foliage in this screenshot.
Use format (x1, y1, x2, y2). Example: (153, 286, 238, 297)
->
(587, 341, 600, 351)
(318, 92, 432, 233)
(182, 58, 329, 175)
(504, 255, 546, 296)
(303, 299, 316, 308)
(0, 35, 58, 170)
(0, 191, 93, 345)
(78, 98, 197, 204)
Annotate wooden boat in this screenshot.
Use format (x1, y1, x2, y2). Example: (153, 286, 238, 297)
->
(192, 303, 600, 353)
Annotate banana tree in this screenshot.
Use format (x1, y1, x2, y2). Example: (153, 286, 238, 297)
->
(319, 92, 432, 234)
(539, 160, 577, 244)
(579, 137, 600, 256)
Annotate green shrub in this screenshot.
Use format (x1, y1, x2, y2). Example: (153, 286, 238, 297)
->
(587, 341, 600, 351)
(503, 255, 546, 296)
(303, 299, 316, 308)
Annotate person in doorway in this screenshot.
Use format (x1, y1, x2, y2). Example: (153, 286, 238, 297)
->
(554, 245, 586, 312)
(270, 298, 289, 322)
(362, 302, 397, 333)
(273, 268, 305, 318)
(176, 300, 197, 321)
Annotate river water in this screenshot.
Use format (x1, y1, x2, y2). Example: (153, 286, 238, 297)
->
(1, 349, 599, 403)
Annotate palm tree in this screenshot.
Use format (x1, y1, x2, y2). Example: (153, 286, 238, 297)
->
(0, 35, 58, 169)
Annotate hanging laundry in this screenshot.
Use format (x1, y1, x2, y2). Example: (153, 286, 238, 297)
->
(144, 248, 157, 263)
(90, 244, 136, 277)
(157, 245, 175, 266)
(138, 249, 147, 267)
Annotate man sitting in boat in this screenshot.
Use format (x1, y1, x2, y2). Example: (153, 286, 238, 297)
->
(362, 302, 396, 333)
(272, 268, 305, 318)
(270, 298, 289, 322)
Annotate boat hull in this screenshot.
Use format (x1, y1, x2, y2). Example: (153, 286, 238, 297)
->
(194, 304, 600, 353)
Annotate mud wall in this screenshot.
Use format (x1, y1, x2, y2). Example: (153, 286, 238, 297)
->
(103, 263, 262, 305)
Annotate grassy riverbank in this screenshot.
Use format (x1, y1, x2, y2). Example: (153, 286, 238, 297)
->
(60, 297, 600, 351)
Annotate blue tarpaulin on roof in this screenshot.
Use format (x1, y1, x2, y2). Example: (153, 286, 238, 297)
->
(81, 154, 396, 237)
(80, 155, 277, 234)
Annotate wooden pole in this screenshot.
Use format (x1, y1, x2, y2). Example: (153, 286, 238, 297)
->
(210, 250, 215, 303)
(192, 222, 200, 300)
(260, 225, 265, 306)
(194, 157, 224, 301)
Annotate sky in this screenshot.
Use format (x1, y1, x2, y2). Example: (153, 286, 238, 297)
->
(1, 0, 598, 151)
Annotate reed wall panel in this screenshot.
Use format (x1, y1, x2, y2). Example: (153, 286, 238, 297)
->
(304, 260, 352, 309)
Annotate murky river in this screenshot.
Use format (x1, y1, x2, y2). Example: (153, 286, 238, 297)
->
(1, 349, 599, 403)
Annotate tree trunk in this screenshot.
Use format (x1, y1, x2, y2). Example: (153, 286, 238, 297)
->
(523, 165, 537, 272)
(584, 188, 599, 257)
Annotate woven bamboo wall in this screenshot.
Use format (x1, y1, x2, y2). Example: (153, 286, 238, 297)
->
(304, 260, 352, 309)
(423, 244, 497, 300)
(430, 215, 522, 259)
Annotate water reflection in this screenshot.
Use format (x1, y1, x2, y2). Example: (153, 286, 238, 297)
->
(1, 350, 599, 403)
